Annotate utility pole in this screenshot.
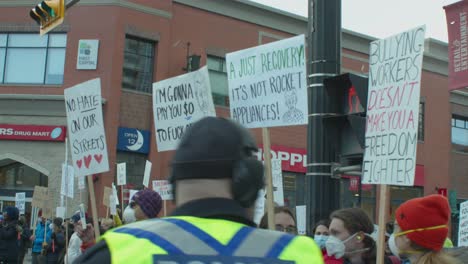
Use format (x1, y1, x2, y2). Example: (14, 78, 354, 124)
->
(306, 0, 342, 233)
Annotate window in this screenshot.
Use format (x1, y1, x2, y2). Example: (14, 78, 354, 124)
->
(0, 33, 67, 85)
(418, 102, 425, 141)
(452, 115, 468, 146)
(207, 55, 229, 106)
(122, 36, 155, 93)
(116, 152, 147, 188)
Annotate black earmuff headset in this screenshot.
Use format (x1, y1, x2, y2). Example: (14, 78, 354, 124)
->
(169, 118, 264, 208)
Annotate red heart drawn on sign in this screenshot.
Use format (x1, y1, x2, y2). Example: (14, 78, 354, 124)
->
(94, 154, 103, 164)
(76, 159, 83, 169)
(84, 155, 92, 168)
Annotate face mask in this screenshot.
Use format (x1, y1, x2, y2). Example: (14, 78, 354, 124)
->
(49, 223, 54, 230)
(388, 234, 400, 259)
(123, 206, 136, 224)
(314, 235, 329, 249)
(325, 233, 357, 259)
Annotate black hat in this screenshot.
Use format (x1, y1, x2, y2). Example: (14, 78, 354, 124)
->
(171, 117, 258, 181)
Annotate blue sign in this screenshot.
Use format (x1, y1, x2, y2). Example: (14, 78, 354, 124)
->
(117, 127, 150, 154)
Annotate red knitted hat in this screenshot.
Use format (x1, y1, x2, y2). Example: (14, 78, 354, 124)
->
(395, 194, 450, 251)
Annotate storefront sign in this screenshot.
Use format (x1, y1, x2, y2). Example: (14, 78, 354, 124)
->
(77, 39, 99, 70)
(0, 124, 66, 142)
(256, 145, 307, 173)
(117, 127, 151, 154)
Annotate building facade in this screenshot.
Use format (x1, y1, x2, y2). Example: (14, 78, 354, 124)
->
(0, 0, 466, 236)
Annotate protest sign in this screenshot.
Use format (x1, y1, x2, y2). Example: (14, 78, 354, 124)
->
(272, 159, 284, 206)
(79, 204, 86, 229)
(42, 195, 54, 219)
(295, 205, 306, 235)
(253, 189, 266, 225)
(110, 193, 117, 216)
(152, 180, 173, 200)
(116, 163, 126, 186)
(61, 164, 75, 198)
(56, 207, 66, 218)
(459, 200, 468, 246)
(362, 26, 425, 186)
(103, 186, 112, 207)
(143, 160, 152, 188)
(64, 78, 109, 177)
(15, 192, 26, 215)
(152, 66, 216, 152)
(32, 186, 48, 209)
(112, 183, 119, 205)
(226, 35, 307, 129)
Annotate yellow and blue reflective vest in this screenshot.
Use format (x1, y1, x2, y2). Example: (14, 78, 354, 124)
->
(102, 216, 323, 264)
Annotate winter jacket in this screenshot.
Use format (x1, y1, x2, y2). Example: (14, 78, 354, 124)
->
(33, 222, 52, 253)
(47, 231, 66, 264)
(65, 232, 82, 264)
(0, 220, 20, 262)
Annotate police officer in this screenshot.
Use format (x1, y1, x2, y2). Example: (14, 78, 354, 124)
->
(76, 117, 323, 263)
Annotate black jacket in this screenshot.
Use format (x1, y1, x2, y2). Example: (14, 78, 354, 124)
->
(75, 198, 256, 264)
(0, 220, 20, 262)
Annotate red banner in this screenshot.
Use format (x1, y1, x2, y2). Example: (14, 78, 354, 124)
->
(0, 124, 66, 142)
(445, 1, 468, 91)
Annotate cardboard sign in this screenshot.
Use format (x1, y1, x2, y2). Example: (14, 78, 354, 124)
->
(152, 180, 173, 200)
(61, 164, 75, 199)
(32, 186, 48, 209)
(116, 163, 127, 186)
(64, 78, 110, 177)
(295, 205, 306, 235)
(15, 192, 26, 215)
(103, 187, 112, 207)
(459, 200, 468, 246)
(226, 35, 307, 129)
(362, 26, 425, 186)
(152, 66, 216, 152)
(42, 195, 54, 219)
(143, 160, 152, 188)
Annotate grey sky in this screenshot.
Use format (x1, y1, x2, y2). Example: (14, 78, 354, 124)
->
(250, 0, 462, 42)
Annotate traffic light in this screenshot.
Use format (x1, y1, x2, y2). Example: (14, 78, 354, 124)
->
(30, 0, 65, 36)
(323, 73, 368, 168)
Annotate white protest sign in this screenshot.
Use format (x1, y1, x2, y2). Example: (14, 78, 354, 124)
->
(226, 35, 307, 129)
(362, 26, 425, 186)
(459, 200, 468, 246)
(79, 204, 86, 229)
(129, 190, 138, 202)
(152, 66, 216, 152)
(64, 78, 109, 177)
(295, 205, 306, 235)
(152, 180, 173, 200)
(272, 159, 284, 206)
(253, 189, 266, 225)
(112, 183, 119, 205)
(78, 175, 85, 190)
(56, 207, 66, 218)
(143, 160, 152, 188)
(117, 163, 126, 186)
(110, 193, 117, 216)
(61, 164, 75, 198)
(15, 192, 26, 215)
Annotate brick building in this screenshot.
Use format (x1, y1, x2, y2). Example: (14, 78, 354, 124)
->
(0, 0, 466, 236)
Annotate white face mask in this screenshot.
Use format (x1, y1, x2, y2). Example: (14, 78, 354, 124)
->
(388, 234, 401, 259)
(49, 223, 54, 230)
(314, 235, 329, 249)
(123, 206, 136, 224)
(325, 233, 357, 259)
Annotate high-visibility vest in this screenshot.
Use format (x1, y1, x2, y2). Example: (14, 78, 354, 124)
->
(103, 216, 323, 264)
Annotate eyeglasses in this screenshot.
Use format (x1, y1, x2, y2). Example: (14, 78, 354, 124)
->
(275, 225, 297, 234)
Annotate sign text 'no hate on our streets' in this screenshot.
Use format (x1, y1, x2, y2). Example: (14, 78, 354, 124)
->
(152, 66, 216, 152)
(226, 35, 307, 128)
(64, 78, 110, 177)
(362, 26, 425, 186)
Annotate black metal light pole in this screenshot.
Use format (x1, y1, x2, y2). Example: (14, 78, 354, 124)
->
(306, 0, 342, 233)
